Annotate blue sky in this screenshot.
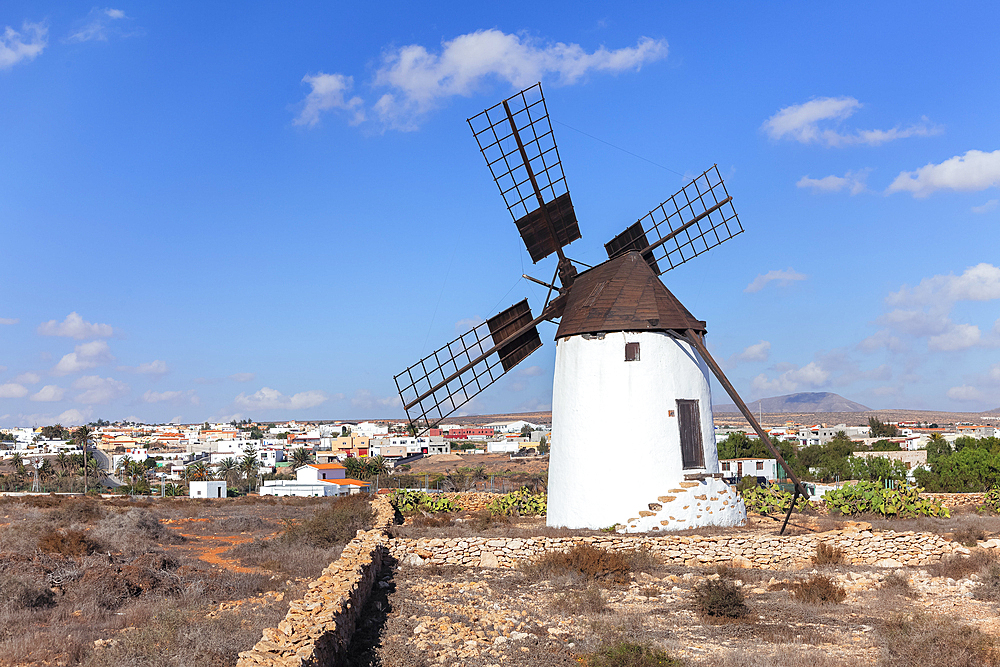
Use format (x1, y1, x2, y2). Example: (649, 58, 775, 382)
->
(2, 2, 999, 426)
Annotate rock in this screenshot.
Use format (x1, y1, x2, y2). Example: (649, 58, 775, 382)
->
(479, 552, 500, 568)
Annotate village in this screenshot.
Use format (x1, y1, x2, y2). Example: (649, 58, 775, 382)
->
(2, 414, 998, 500)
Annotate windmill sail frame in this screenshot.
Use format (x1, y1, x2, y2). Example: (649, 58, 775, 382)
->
(605, 165, 743, 276)
(469, 83, 580, 263)
(394, 299, 543, 428)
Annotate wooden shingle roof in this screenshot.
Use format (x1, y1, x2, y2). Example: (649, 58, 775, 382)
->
(555, 251, 706, 339)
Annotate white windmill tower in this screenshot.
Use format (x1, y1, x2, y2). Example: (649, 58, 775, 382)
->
(394, 84, 810, 534)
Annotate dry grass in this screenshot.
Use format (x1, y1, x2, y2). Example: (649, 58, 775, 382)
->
(522, 545, 637, 586)
(813, 542, 844, 565)
(876, 612, 999, 666)
(929, 549, 997, 580)
(789, 575, 846, 604)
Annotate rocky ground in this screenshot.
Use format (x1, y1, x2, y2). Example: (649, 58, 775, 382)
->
(373, 514, 1000, 667)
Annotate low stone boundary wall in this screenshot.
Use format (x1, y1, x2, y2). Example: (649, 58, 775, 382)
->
(237, 496, 395, 667)
(390, 527, 971, 570)
(925, 493, 987, 508)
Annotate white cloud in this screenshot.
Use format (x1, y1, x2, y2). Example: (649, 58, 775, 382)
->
(763, 97, 938, 147)
(72, 375, 128, 404)
(972, 199, 999, 214)
(796, 170, 869, 195)
(235, 387, 329, 411)
(455, 317, 486, 332)
(228, 372, 256, 382)
(928, 323, 982, 351)
(142, 389, 198, 405)
(300, 30, 667, 130)
(887, 149, 1000, 198)
(131, 360, 168, 375)
(52, 340, 114, 375)
(14, 372, 41, 384)
(30, 385, 65, 402)
(295, 73, 365, 127)
(734, 340, 771, 364)
(38, 312, 114, 339)
(519, 365, 545, 377)
(888, 263, 1000, 307)
(751, 362, 830, 395)
(0, 317, 18, 325)
(0, 383, 29, 399)
(67, 7, 129, 43)
(56, 408, 91, 426)
(947, 385, 987, 402)
(857, 330, 906, 354)
(744, 268, 807, 293)
(0, 20, 47, 70)
(350, 389, 399, 411)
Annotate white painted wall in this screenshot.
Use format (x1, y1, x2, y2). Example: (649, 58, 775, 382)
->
(548, 331, 728, 530)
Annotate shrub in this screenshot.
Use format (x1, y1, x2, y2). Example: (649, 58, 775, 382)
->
(52, 499, 106, 524)
(789, 575, 846, 604)
(953, 527, 986, 547)
(37, 528, 100, 556)
(552, 585, 607, 614)
(389, 490, 459, 514)
(523, 544, 632, 585)
(880, 572, 916, 597)
(586, 641, 684, 667)
(741, 484, 811, 515)
(0, 575, 56, 610)
(980, 486, 1000, 513)
(929, 550, 997, 580)
(692, 578, 748, 618)
(973, 562, 1000, 602)
(487, 487, 547, 516)
(822, 481, 949, 518)
(215, 516, 265, 532)
(282, 494, 373, 547)
(812, 542, 844, 565)
(877, 612, 998, 667)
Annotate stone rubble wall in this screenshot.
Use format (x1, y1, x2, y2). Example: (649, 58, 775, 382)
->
(924, 492, 987, 508)
(237, 495, 395, 667)
(390, 526, 971, 570)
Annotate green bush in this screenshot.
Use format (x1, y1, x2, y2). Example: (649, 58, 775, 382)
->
(586, 641, 684, 667)
(822, 481, 949, 518)
(389, 490, 459, 514)
(741, 484, 811, 515)
(487, 487, 546, 516)
(980, 486, 1000, 513)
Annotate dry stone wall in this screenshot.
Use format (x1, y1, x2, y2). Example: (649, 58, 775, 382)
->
(237, 495, 395, 667)
(925, 492, 987, 508)
(390, 526, 971, 570)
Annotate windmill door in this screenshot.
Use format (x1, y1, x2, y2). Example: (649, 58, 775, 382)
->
(677, 399, 705, 469)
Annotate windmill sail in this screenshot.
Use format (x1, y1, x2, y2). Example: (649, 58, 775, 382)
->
(469, 83, 580, 263)
(394, 299, 543, 428)
(605, 165, 743, 276)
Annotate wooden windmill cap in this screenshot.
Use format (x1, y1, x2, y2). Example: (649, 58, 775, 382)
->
(555, 251, 706, 339)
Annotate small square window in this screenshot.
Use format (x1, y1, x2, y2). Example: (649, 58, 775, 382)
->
(625, 342, 640, 362)
(756, 461, 764, 470)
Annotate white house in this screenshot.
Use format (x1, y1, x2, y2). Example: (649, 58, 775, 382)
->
(719, 458, 780, 482)
(190, 480, 227, 498)
(259, 463, 370, 497)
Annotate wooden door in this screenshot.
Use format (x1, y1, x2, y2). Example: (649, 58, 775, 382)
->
(677, 399, 705, 469)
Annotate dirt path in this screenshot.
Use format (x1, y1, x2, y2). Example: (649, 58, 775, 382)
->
(162, 518, 273, 574)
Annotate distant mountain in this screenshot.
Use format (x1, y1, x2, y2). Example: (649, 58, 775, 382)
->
(714, 392, 871, 414)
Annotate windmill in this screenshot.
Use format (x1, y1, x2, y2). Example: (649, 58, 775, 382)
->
(394, 83, 809, 533)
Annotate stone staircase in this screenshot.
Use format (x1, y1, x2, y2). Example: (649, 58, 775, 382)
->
(619, 477, 747, 533)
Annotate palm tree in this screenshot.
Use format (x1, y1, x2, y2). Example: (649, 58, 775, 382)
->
(240, 448, 259, 492)
(365, 455, 389, 479)
(291, 447, 312, 467)
(56, 451, 69, 473)
(344, 456, 365, 479)
(10, 452, 24, 475)
(72, 426, 92, 493)
(217, 457, 239, 485)
(187, 461, 209, 481)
